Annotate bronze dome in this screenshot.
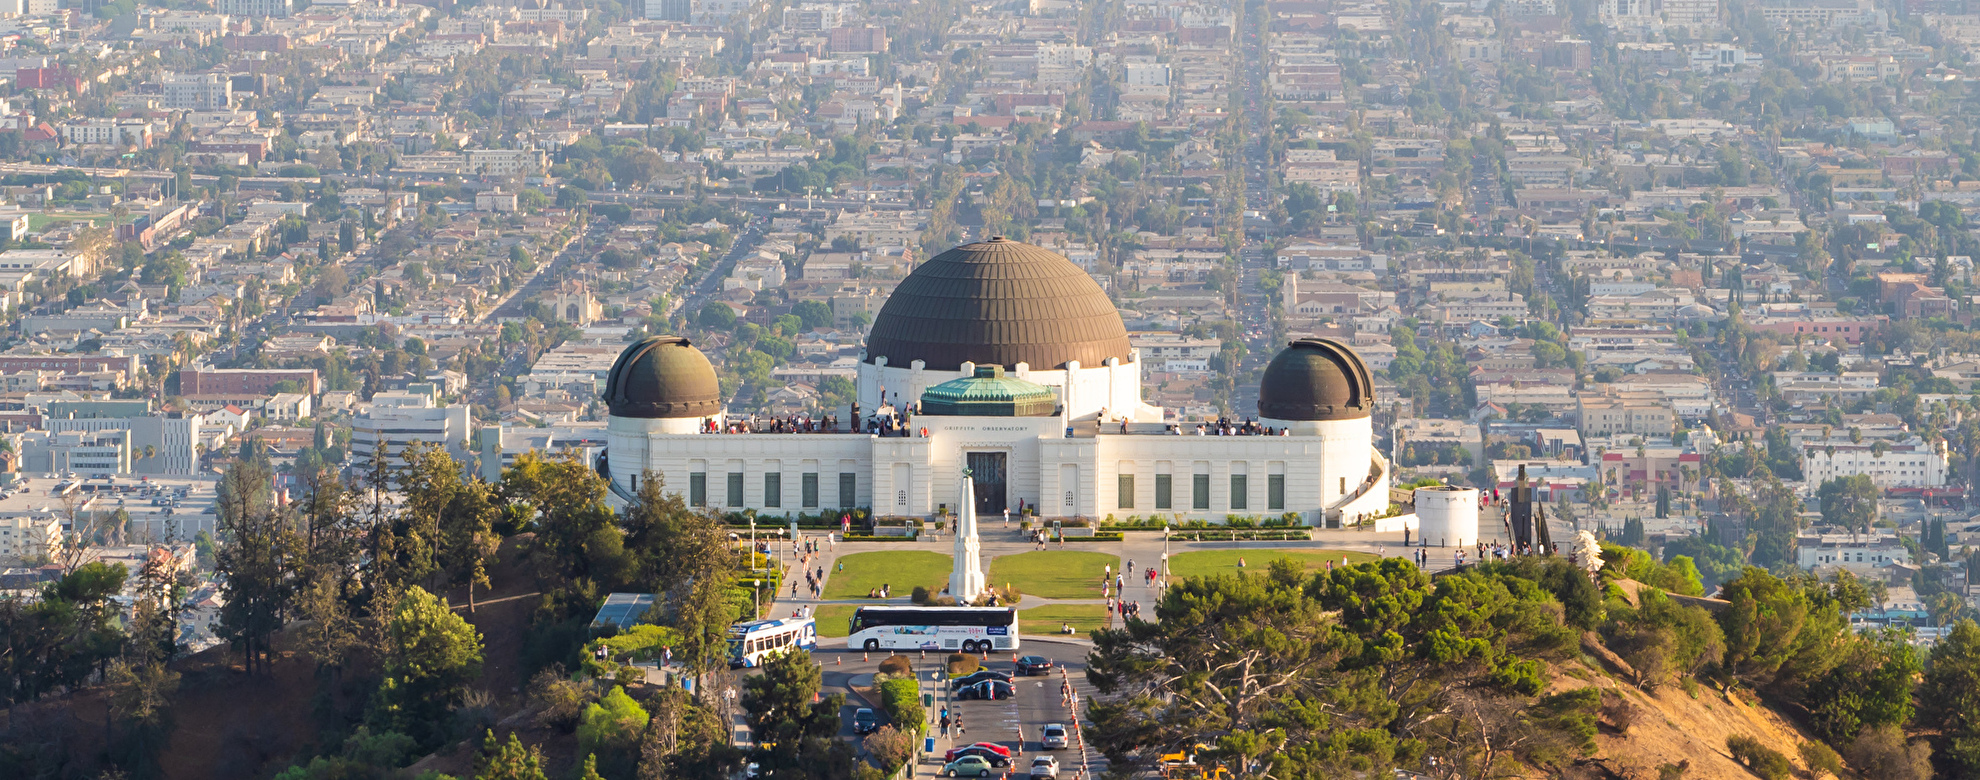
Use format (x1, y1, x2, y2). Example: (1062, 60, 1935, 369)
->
(865, 237, 1132, 372)
(604, 336, 723, 419)
(1257, 338, 1376, 421)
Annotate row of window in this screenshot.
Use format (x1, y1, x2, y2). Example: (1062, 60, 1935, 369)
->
(686, 471, 857, 509)
(1117, 473, 1289, 512)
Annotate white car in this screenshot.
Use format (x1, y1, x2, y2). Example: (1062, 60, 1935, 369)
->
(1029, 755, 1060, 780)
(1041, 723, 1070, 750)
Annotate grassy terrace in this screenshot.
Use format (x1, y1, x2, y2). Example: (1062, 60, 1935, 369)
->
(820, 550, 953, 600)
(986, 550, 1119, 599)
(1165, 549, 1379, 579)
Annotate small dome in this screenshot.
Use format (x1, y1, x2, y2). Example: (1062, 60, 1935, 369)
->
(866, 237, 1132, 371)
(1258, 338, 1376, 421)
(604, 336, 723, 419)
(919, 365, 1058, 417)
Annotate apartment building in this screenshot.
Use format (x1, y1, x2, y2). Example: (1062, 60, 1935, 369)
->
(1576, 388, 1676, 436)
(179, 366, 321, 396)
(0, 515, 60, 563)
(1802, 437, 1949, 489)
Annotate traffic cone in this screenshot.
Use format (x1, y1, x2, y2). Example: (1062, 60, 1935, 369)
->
(836, 655, 842, 665)
(863, 651, 869, 662)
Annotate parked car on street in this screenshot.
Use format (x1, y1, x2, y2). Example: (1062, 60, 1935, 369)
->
(943, 756, 995, 777)
(945, 743, 1012, 762)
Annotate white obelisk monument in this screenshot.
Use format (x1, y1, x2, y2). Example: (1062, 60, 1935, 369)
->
(950, 470, 986, 604)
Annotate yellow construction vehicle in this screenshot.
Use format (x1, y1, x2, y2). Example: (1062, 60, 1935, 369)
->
(1156, 746, 1230, 780)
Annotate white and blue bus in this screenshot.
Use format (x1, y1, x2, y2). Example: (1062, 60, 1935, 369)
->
(728, 617, 817, 668)
(844, 606, 1019, 654)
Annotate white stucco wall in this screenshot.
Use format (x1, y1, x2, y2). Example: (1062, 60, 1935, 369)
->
(603, 414, 1388, 527)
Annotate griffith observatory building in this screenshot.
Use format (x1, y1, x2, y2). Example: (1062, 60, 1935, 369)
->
(599, 237, 1391, 526)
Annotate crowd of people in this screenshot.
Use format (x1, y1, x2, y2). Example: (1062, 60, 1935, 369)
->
(707, 414, 843, 434)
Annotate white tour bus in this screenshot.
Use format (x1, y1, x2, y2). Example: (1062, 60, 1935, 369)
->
(727, 616, 817, 668)
(844, 606, 1019, 654)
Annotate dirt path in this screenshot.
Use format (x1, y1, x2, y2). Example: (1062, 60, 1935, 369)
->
(451, 591, 542, 610)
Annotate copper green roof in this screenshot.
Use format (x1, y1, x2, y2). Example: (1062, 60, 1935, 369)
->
(866, 237, 1133, 371)
(604, 336, 724, 419)
(919, 366, 1058, 417)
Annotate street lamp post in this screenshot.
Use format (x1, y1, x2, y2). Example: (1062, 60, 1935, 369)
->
(1163, 524, 1171, 586)
(750, 516, 763, 616)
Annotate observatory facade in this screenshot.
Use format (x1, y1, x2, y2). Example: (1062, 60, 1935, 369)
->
(601, 238, 1392, 525)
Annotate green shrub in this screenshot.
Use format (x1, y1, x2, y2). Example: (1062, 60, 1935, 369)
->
(1799, 741, 1843, 778)
(1726, 735, 1791, 780)
(878, 654, 912, 676)
(577, 686, 649, 759)
(877, 676, 925, 735)
(947, 653, 979, 676)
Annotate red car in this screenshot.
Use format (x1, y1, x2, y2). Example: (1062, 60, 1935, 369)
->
(945, 742, 1012, 762)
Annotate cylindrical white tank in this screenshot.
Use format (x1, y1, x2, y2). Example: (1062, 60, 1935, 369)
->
(1415, 485, 1480, 548)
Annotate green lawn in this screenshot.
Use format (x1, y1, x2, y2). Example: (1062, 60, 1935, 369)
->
(986, 550, 1119, 599)
(28, 213, 110, 231)
(821, 551, 953, 600)
(1165, 549, 1379, 579)
(1020, 604, 1112, 639)
(813, 605, 857, 638)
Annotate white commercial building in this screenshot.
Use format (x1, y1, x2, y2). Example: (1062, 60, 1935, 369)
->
(1796, 530, 1911, 578)
(1801, 437, 1950, 489)
(350, 392, 474, 466)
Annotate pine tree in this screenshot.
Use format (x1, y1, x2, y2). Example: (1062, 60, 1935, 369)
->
(474, 730, 547, 780)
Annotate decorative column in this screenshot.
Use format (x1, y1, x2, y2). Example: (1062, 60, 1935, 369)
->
(950, 470, 986, 603)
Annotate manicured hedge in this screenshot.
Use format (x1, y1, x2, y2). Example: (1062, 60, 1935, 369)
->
(877, 676, 925, 735)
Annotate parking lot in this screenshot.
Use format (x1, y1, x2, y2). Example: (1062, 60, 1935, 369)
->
(819, 638, 1107, 779)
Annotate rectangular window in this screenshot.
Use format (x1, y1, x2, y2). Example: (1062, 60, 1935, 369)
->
(1192, 474, 1210, 510)
(1268, 474, 1285, 510)
(1155, 474, 1172, 509)
(1118, 474, 1134, 509)
(727, 472, 744, 507)
(1230, 474, 1248, 510)
(802, 473, 819, 508)
(764, 473, 782, 508)
(689, 473, 706, 507)
(839, 472, 857, 508)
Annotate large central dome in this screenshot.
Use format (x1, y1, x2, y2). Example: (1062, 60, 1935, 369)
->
(865, 237, 1132, 372)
